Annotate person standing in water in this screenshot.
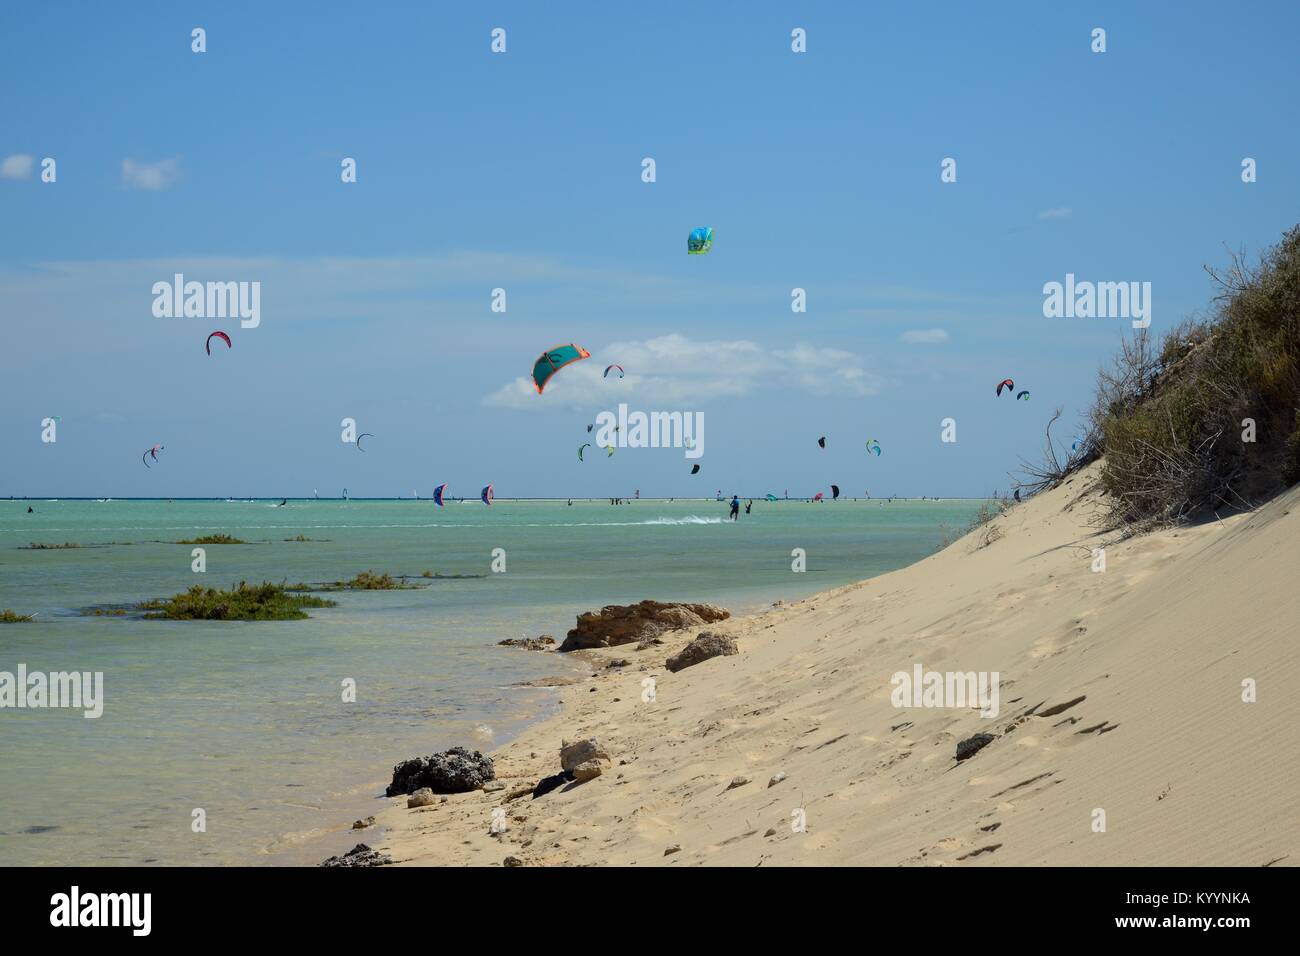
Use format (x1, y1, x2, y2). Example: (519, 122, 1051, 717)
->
(729, 495, 740, 520)
(744, 499, 752, 514)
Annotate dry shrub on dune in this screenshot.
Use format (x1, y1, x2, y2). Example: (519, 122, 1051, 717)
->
(1095, 226, 1300, 529)
(1014, 225, 1300, 533)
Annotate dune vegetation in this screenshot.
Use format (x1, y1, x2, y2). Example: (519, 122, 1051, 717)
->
(1019, 224, 1300, 532)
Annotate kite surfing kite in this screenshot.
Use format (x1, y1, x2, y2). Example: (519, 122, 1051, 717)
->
(691, 464, 701, 474)
(433, 483, 448, 507)
(865, 439, 882, 456)
(578, 443, 591, 461)
(687, 227, 713, 255)
(532, 344, 591, 394)
(831, 484, 841, 500)
(817, 436, 827, 449)
(603, 364, 624, 379)
(356, 433, 374, 451)
(765, 494, 778, 501)
(481, 484, 494, 506)
(996, 378, 1015, 396)
(604, 445, 615, 457)
(1016, 390, 1030, 401)
(205, 331, 231, 355)
(586, 423, 594, 433)
(142, 444, 163, 468)
(813, 492, 824, 502)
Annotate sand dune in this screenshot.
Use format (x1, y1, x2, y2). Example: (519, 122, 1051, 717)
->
(373, 464, 1299, 866)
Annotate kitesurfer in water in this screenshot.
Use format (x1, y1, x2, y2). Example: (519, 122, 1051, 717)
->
(745, 499, 752, 514)
(729, 495, 740, 520)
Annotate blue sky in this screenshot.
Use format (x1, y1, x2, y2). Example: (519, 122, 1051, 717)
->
(3, 1, 1298, 498)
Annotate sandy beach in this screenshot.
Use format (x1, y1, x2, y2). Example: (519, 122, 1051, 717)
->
(367, 464, 1299, 866)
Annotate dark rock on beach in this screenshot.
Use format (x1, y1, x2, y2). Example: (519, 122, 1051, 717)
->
(559, 600, 730, 652)
(498, 635, 556, 651)
(321, 843, 392, 867)
(665, 631, 738, 673)
(385, 746, 496, 796)
(955, 733, 997, 762)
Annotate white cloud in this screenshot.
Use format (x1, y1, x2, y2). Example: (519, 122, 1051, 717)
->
(901, 328, 950, 345)
(1038, 206, 1072, 220)
(122, 158, 181, 190)
(1, 154, 34, 180)
(484, 333, 883, 410)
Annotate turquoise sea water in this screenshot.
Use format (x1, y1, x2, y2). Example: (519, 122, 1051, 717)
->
(0, 496, 984, 866)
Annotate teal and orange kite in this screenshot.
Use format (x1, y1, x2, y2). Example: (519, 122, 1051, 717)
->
(532, 344, 591, 394)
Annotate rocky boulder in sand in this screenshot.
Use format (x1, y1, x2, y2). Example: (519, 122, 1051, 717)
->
(407, 787, 436, 808)
(559, 600, 730, 652)
(560, 737, 611, 772)
(665, 631, 738, 673)
(385, 746, 495, 796)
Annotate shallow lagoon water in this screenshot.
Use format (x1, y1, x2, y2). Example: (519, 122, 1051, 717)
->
(0, 497, 984, 865)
